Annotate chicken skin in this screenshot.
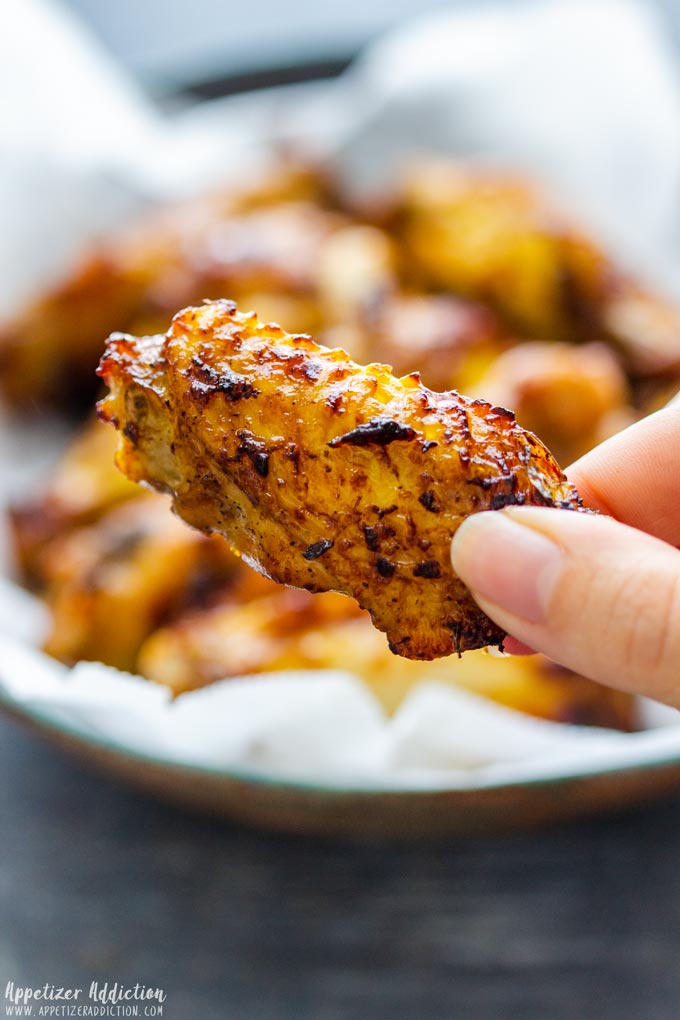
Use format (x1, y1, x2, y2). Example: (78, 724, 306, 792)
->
(472, 341, 634, 467)
(399, 160, 680, 377)
(0, 161, 338, 408)
(137, 583, 635, 731)
(41, 495, 240, 672)
(98, 300, 581, 660)
(9, 418, 140, 586)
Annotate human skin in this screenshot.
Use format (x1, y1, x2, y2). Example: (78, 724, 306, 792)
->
(451, 398, 680, 707)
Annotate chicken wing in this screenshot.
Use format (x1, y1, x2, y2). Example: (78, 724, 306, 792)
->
(41, 494, 242, 672)
(137, 584, 636, 732)
(399, 160, 680, 376)
(98, 300, 581, 660)
(0, 161, 337, 408)
(9, 417, 140, 586)
(471, 341, 635, 466)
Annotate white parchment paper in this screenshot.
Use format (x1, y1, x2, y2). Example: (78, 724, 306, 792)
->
(2, 0, 680, 787)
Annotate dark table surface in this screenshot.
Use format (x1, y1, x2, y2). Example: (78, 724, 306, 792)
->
(2, 713, 680, 1020)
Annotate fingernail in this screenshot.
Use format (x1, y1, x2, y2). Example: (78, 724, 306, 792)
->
(451, 510, 564, 623)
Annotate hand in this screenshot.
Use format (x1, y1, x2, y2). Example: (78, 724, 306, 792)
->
(451, 398, 680, 707)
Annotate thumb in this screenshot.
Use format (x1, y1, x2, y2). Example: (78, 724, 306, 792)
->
(451, 507, 680, 707)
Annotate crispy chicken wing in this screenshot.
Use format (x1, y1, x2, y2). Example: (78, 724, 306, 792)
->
(139, 587, 361, 692)
(472, 341, 635, 466)
(98, 300, 581, 660)
(9, 418, 140, 586)
(19, 442, 629, 731)
(0, 161, 337, 407)
(359, 294, 506, 393)
(138, 587, 634, 730)
(399, 160, 680, 376)
(7, 155, 680, 410)
(41, 495, 241, 672)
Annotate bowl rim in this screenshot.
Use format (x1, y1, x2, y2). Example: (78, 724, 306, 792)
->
(3, 681, 680, 798)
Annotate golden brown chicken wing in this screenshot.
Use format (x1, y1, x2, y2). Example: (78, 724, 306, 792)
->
(138, 587, 361, 692)
(0, 161, 338, 407)
(9, 417, 140, 586)
(138, 588, 635, 729)
(363, 294, 507, 393)
(98, 300, 581, 660)
(313, 224, 507, 387)
(472, 341, 635, 466)
(41, 494, 241, 672)
(399, 160, 680, 376)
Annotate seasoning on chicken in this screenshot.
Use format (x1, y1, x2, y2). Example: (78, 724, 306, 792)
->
(0, 161, 337, 407)
(98, 300, 582, 660)
(472, 341, 634, 466)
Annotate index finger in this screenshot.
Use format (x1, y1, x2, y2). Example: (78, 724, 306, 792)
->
(567, 399, 680, 547)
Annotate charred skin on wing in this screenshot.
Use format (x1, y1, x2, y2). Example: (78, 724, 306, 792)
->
(98, 300, 581, 660)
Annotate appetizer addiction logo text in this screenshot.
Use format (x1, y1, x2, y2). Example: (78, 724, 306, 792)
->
(4, 982, 166, 1017)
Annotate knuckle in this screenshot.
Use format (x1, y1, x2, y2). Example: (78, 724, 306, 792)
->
(613, 566, 680, 690)
(554, 553, 680, 695)
(638, 573, 680, 692)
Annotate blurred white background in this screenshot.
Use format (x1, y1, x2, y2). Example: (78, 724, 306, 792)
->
(57, 0, 680, 93)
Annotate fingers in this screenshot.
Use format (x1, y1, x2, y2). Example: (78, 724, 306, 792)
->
(567, 401, 680, 547)
(451, 506, 680, 706)
(502, 636, 537, 656)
